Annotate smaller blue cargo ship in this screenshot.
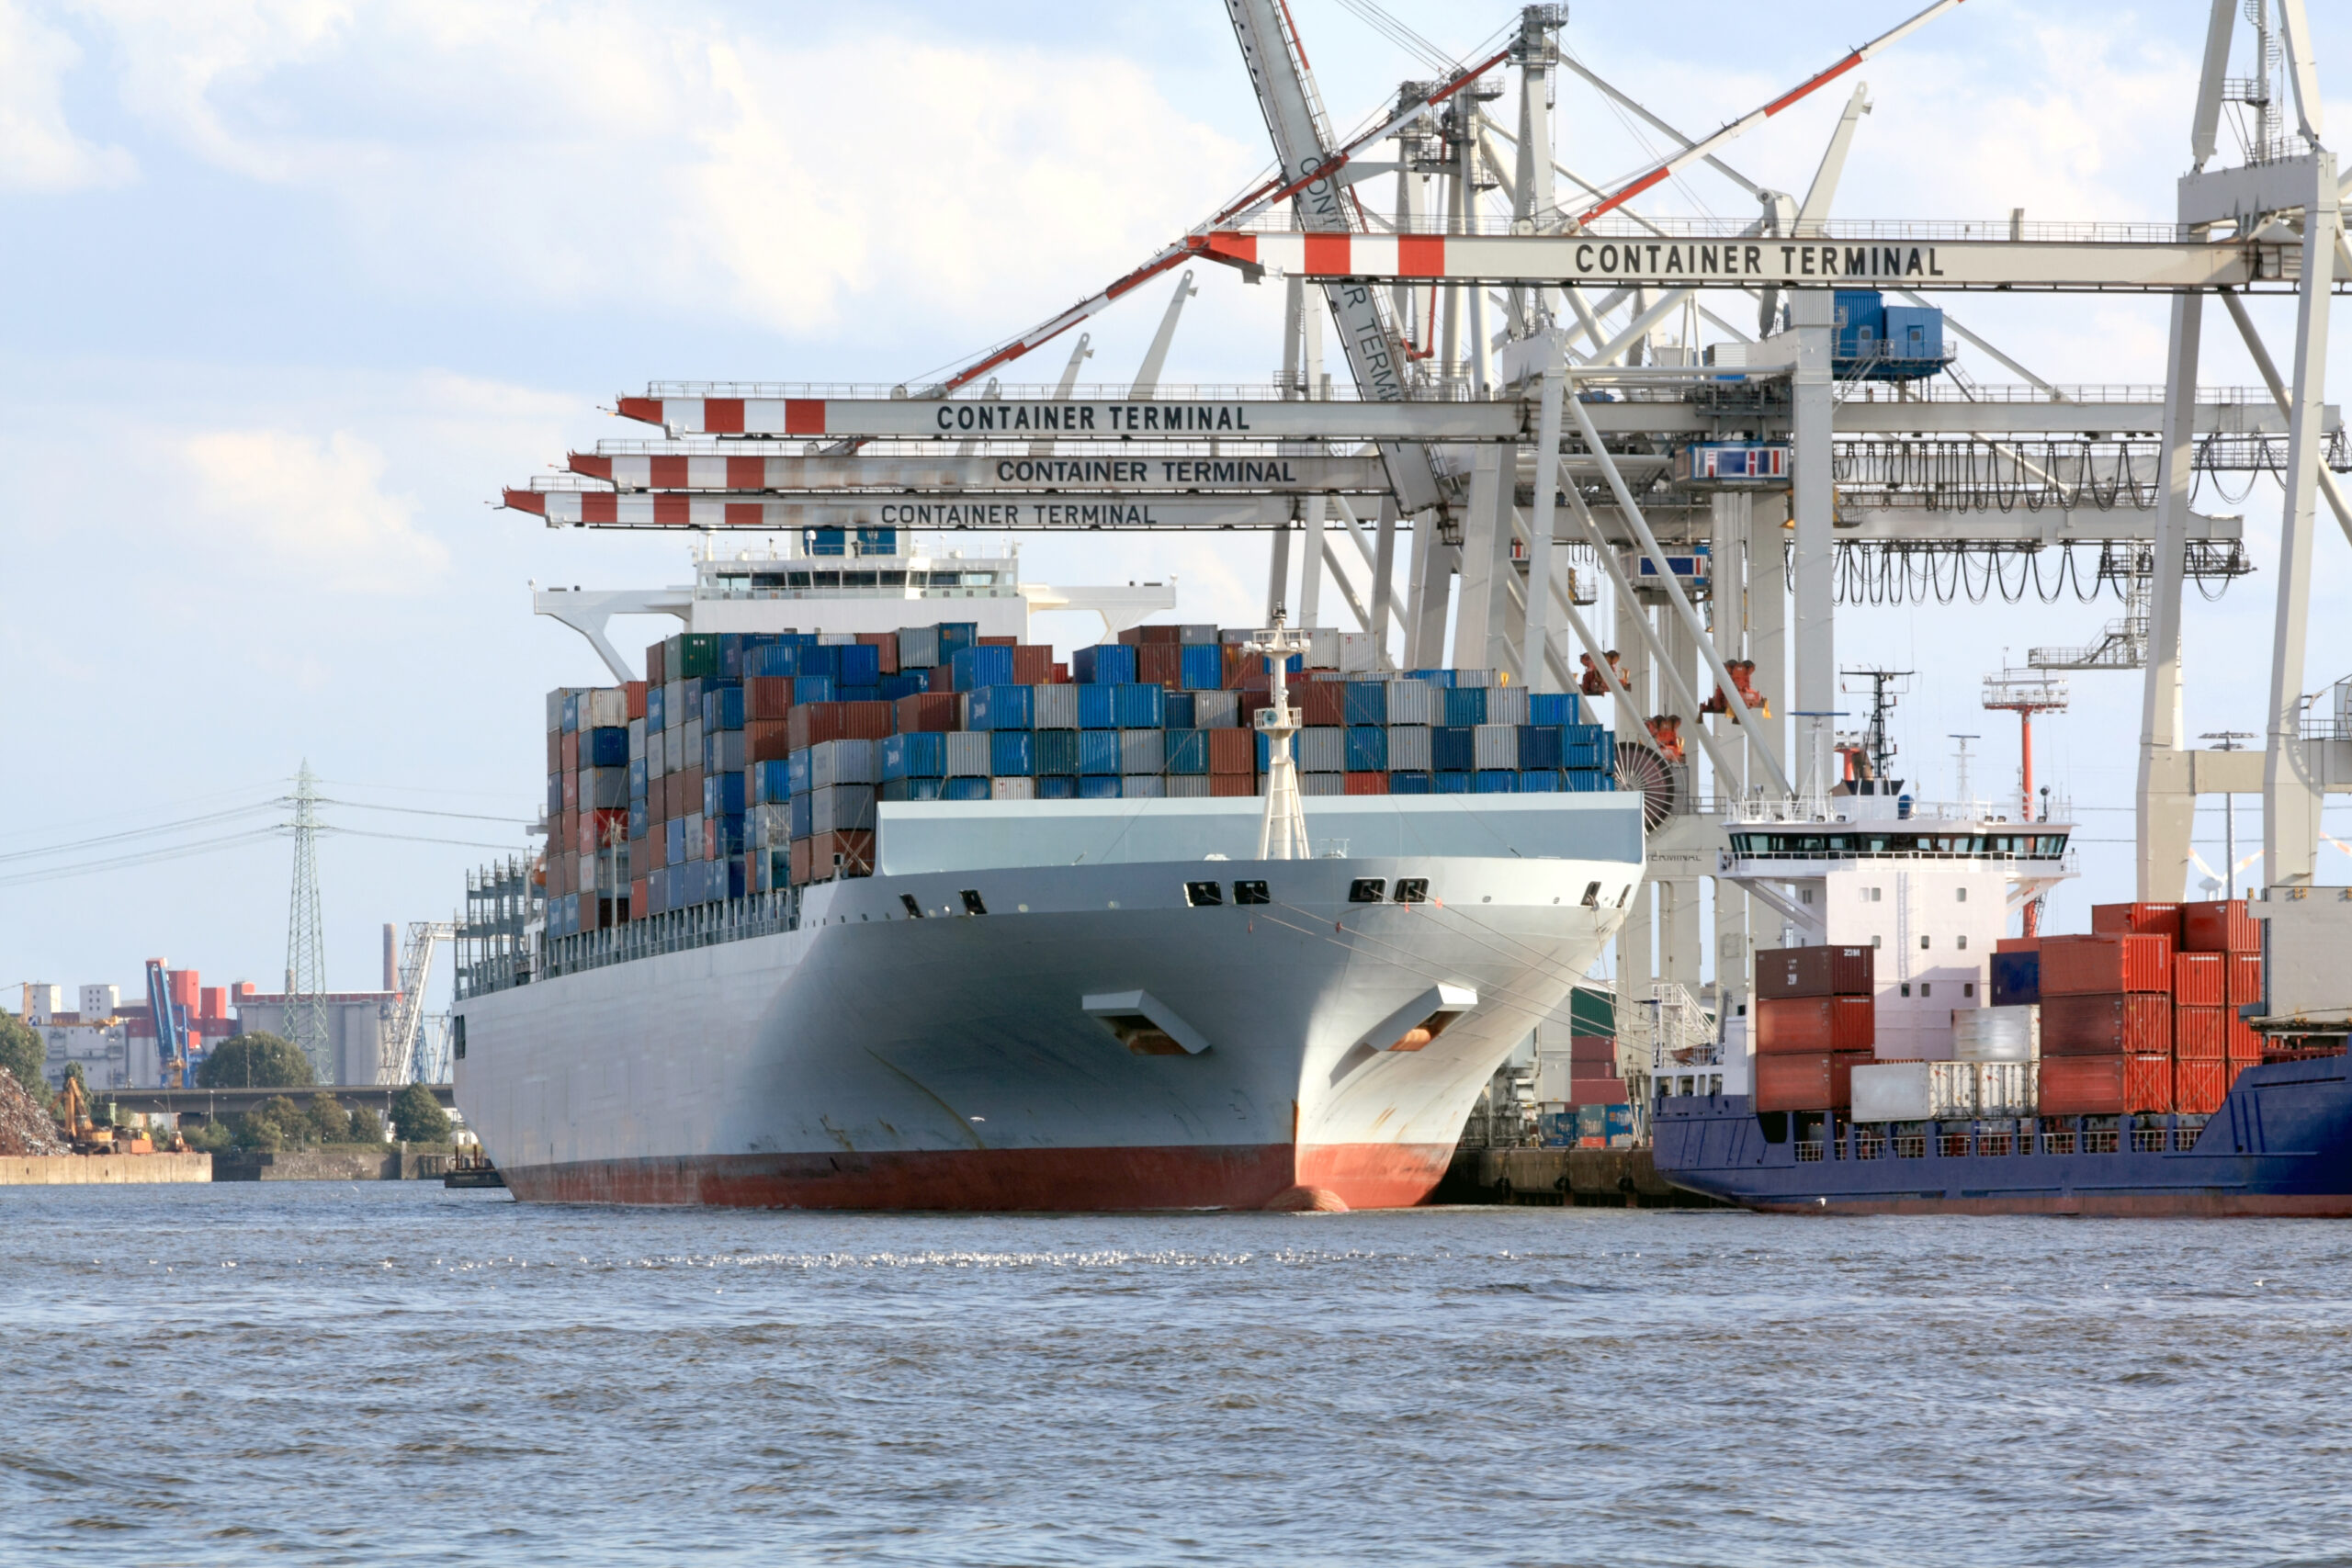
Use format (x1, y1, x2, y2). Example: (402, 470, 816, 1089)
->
(1652, 1051, 2352, 1216)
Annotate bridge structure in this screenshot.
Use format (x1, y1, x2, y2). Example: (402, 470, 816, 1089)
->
(499, 0, 2345, 1022)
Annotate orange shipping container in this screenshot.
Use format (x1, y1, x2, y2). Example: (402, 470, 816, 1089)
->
(2174, 1058, 2228, 1116)
(1209, 773, 1257, 797)
(788, 701, 895, 751)
(625, 680, 648, 721)
(895, 693, 961, 734)
(2039, 933, 2174, 995)
(2040, 1054, 2172, 1115)
(1754, 995, 1876, 1055)
(1342, 772, 1388, 795)
(560, 730, 579, 772)
(745, 719, 792, 764)
(789, 837, 812, 886)
(630, 877, 647, 919)
(2174, 1004, 2227, 1060)
(1753, 1049, 1871, 1111)
(2173, 951, 2225, 1007)
(1207, 728, 1256, 775)
(2181, 898, 2259, 954)
(2228, 952, 2264, 1007)
(2093, 901, 2183, 943)
(2042, 992, 2171, 1055)
(2228, 1015, 2264, 1062)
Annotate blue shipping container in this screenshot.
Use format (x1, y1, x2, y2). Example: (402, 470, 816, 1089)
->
(1075, 644, 1137, 685)
(1432, 726, 1476, 773)
(880, 776, 944, 802)
(588, 727, 629, 766)
(705, 772, 746, 817)
(949, 644, 1014, 693)
(882, 731, 944, 781)
(838, 642, 881, 687)
(752, 759, 792, 804)
(789, 793, 812, 840)
(1162, 692, 1195, 729)
(1530, 692, 1582, 727)
(989, 730, 1035, 776)
(1388, 772, 1433, 795)
(1037, 773, 1077, 799)
(1181, 643, 1223, 691)
(1078, 683, 1117, 729)
(1113, 683, 1164, 728)
(1345, 726, 1386, 773)
(1435, 771, 1471, 794)
(1474, 770, 1518, 794)
(1034, 728, 1080, 776)
(1253, 730, 1301, 771)
(1442, 686, 1487, 728)
(1344, 682, 1389, 726)
(786, 750, 812, 795)
(1990, 952, 2040, 1006)
(941, 775, 990, 801)
(646, 683, 664, 731)
(1164, 729, 1208, 774)
(665, 818, 687, 864)
(1078, 729, 1122, 775)
(881, 670, 930, 700)
(1079, 774, 1122, 799)
(1518, 770, 1562, 792)
(968, 684, 1035, 731)
(1516, 725, 1564, 770)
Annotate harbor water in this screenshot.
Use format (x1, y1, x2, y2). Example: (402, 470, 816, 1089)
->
(3, 1184, 2346, 1565)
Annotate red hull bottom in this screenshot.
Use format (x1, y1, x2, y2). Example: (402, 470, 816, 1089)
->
(1743, 1192, 2352, 1217)
(500, 1141, 1456, 1213)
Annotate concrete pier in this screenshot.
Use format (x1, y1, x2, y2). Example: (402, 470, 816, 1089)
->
(0, 1153, 213, 1186)
(1431, 1146, 1731, 1208)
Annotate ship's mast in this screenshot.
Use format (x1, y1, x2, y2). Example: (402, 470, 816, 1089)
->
(1248, 615, 1313, 859)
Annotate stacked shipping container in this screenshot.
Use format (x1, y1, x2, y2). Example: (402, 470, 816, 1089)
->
(1752, 945, 1877, 1112)
(537, 622, 1616, 929)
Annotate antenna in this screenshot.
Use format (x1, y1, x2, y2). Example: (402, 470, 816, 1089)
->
(285, 761, 330, 1078)
(1949, 733, 1981, 806)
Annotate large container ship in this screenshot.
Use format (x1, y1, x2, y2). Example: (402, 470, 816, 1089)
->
(453, 540, 1645, 1211)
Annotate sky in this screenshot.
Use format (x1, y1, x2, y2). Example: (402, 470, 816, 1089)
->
(3, 0, 2348, 1011)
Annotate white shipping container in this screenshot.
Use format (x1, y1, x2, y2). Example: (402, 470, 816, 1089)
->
(1387, 680, 1440, 725)
(751, 804, 791, 850)
(663, 728, 684, 774)
(1487, 686, 1530, 726)
(1121, 774, 1167, 798)
(1339, 632, 1381, 672)
(1193, 690, 1240, 728)
(1453, 667, 1495, 688)
(1119, 728, 1165, 774)
(663, 681, 686, 730)
(705, 731, 746, 775)
(1851, 1061, 1979, 1123)
(989, 776, 1035, 801)
(1473, 724, 1518, 770)
(582, 689, 628, 729)
(1164, 775, 1211, 797)
(1033, 683, 1080, 729)
(581, 767, 628, 808)
(1386, 725, 1432, 772)
(1977, 1061, 2036, 1117)
(648, 735, 668, 779)
(810, 737, 877, 788)
(811, 784, 877, 835)
(1952, 1006, 2036, 1062)
(628, 716, 647, 761)
(1300, 773, 1346, 795)
(1180, 623, 1219, 645)
(1306, 627, 1340, 669)
(819, 632, 857, 646)
(899, 626, 940, 670)
(944, 731, 991, 777)
(1298, 727, 1345, 773)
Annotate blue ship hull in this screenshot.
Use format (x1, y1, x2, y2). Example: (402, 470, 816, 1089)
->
(1653, 1054, 2352, 1216)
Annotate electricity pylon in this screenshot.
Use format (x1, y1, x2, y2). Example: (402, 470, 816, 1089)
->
(285, 761, 331, 1077)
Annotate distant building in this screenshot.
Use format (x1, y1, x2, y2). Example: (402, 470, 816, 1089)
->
(19, 970, 400, 1089)
(231, 991, 398, 1085)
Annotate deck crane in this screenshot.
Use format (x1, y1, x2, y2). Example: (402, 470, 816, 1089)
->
(142, 959, 189, 1089)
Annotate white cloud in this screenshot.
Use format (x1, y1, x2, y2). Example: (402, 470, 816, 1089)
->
(179, 426, 449, 592)
(63, 2, 1259, 340)
(0, 1, 134, 188)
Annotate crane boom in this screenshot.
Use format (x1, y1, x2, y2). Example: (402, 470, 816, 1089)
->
(143, 959, 188, 1089)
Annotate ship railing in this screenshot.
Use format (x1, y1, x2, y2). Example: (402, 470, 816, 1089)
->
(1851, 1131, 1886, 1160)
(1891, 1134, 1927, 1158)
(2081, 1129, 2120, 1154)
(2041, 1129, 2076, 1156)
(2131, 1126, 2169, 1153)
(537, 887, 808, 982)
(1793, 1140, 1825, 1163)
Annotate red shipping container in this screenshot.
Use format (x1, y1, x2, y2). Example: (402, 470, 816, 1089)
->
(855, 631, 899, 675)
(560, 730, 579, 772)
(809, 829, 875, 880)
(1756, 945, 1875, 998)
(647, 639, 667, 686)
(680, 764, 703, 807)
(789, 837, 812, 886)
(2228, 1015, 2264, 1062)
(1209, 773, 1258, 797)
(625, 680, 648, 721)
(895, 693, 961, 734)
(1136, 643, 1183, 689)
(2174, 1057, 2227, 1115)
(977, 635, 1018, 648)
(2228, 952, 2264, 1006)
(789, 701, 895, 751)
(2041, 993, 2171, 1056)
(2182, 898, 2259, 954)
(1995, 935, 2041, 954)
(1568, 1035, 1618, 1067)
(1753, 1049, 1871, 1111)
(547, 731, 562, 773)
(2173, 951, 2224, 1007)
(1298, 681, 1347, 728)
(2039, 933, 2173, 995)
(2174, 1004, 2227, 1059)
(745, 719, 792, 763)
(1754, 995, 1876, 1055)
(746, 676, 796, 719)
(630, 877, 648, 919)
(1052, 662, 1069, 684)
(1342, 771, 1389, 795)
(1208, 728, 1256, 775)
(1568, 1077, 1628, 1106)
(1012, 644, 1054, 685)
(1119, 625, 1183, 646)
(2040, 1055, 2127, 1115)
(2127, 1054, 2174, 1112)
(2092, 901, 2184, 943)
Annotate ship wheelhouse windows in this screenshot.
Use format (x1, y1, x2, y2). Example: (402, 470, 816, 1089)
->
(1348, 878, 1388, 904)
(1233, 880, 1271, 906)
(1184, 880, 1225, 908)
(1395, 878, 1430, 904)
(1580, 880, 1602, 908)
(900, 894, 924, 919)
(960, 889, 988, 916)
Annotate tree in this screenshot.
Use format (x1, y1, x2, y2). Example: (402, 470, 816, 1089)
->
(304, 1093, 351, 1145)
(197, 1032, 315, 1089)
(347, 1106, 386, 1145)
(236, 1095, 308, 1151)
(0, 1011, 42, 1093)
(389, 1083, 451, 1144)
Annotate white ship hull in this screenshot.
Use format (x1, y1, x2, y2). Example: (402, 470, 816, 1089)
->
(456, 795, 1642, 1210)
